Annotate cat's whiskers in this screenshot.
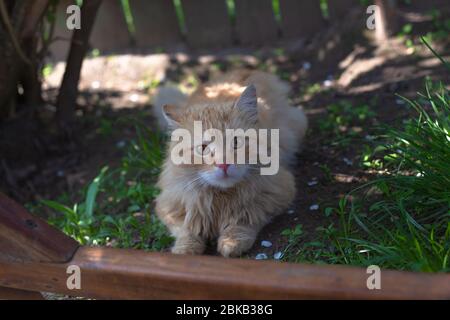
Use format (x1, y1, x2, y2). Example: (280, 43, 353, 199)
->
(184, 176, 203, 191)
(184, 174, 210, 192)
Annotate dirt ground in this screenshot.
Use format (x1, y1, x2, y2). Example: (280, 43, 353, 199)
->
(0, 11, 448, 261)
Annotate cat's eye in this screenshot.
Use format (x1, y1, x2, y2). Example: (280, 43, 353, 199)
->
(195, 144, 210, 156)
(233, 136, 244, 149)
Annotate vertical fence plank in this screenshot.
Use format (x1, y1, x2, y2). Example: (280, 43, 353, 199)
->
(234, 0, 278, 45)
(48, 0, 74, 62)
(328, 0, 359, 21)
(90, 0, 131, 52)
(181, 0, 232, 48)
(279, 0, 325, 39)
(129, 0, 181, 48)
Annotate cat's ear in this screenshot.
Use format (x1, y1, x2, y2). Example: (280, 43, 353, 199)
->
(162, 104, 181, 128)
(235, 84, 257, 123)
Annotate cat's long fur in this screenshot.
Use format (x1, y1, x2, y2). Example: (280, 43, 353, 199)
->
(153, 70, 307, 257)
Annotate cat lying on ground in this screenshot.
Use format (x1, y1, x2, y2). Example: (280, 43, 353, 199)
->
(152, 70, 307, 257)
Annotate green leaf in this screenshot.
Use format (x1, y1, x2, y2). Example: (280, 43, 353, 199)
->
(41, 200, 75, 216)
(85, 166, 108, 218)
(324, 207, 334, 217)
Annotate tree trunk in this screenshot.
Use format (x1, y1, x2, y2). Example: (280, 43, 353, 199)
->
(0, 0, 23, 118)
(56, 0, 102, 131)
(20, 0, 50, 109)
(0, 0, 49, 119)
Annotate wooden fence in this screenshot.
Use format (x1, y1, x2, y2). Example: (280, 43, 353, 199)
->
(49, 0, 449, 60)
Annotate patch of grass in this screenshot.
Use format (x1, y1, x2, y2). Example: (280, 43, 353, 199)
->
(319, 163, 334, 183)
(280, 224, 304, 261)
(359, 144, 386, 170)
(226, 0, 236, 25)
(179, 73, 200, 94)
(397, 11, 450, 52)
(285, 79, 450, 272)
(422, 9, 450, 44)
(34, 126, 173, 250)
(318, 101, 375, 147)
(319, 0, 329, 20)
(300, 82, 323, 98)
(41, 63, 54, 78)
(97, 119, 113, 136)
(139, 78, 161, 92)
(272, 0, 281, 24)
(89, 48, 101, 58)
(397, 23, 416, 52)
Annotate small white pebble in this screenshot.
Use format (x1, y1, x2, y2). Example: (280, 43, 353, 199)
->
(287, 209, 295, 215)
(261, 240, 272, 248)
(273, 252, 284, 260)
(309, 204, 319, 211)
(343, 157, 353, 166)
(255, 253, 268, 260)
(116, 140, 126, 149)
(307, 180, 318, 186)
(302, 61, 311, 70)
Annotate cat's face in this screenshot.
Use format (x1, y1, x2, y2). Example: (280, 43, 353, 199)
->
(164, 85, 258, 189)
(194, 133, 252, 189)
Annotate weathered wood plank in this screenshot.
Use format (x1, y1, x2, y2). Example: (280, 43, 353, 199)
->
(1, 246, 450, 299)
(0, 193, 79, 263)
(90, 0, 131, 52)
(0, 286, 44, 300)
(279, 0, 325, 39)
(129, 0, 181, 47)
(328, 0, 360, 21)
(234, 0, 278, 45)
(181, 0, 232, 48)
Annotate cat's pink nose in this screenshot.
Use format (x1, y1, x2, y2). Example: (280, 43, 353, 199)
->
(215, 163, 229, 174)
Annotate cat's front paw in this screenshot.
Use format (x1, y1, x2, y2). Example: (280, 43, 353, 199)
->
(218, 227, 257, 258)
(217, 241, 239, 258)
(217, 236, 253, 258)
(171, 234, 205, 255)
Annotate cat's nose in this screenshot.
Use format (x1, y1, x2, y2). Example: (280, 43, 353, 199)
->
(215, 163, 229, 174)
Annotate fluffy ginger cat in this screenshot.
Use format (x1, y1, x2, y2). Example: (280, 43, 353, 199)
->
(152, 70, 307, 257)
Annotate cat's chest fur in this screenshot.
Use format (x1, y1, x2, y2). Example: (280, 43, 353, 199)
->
(182, 179, 274, 239)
